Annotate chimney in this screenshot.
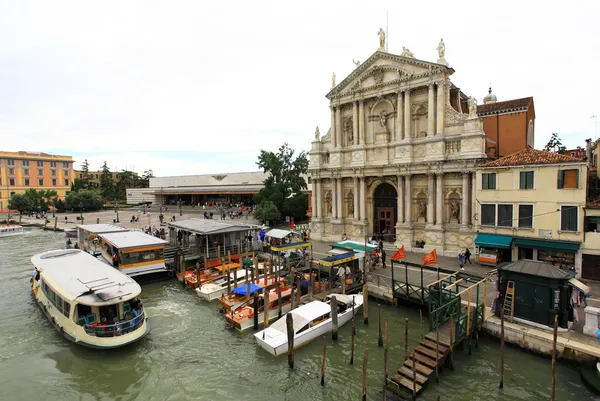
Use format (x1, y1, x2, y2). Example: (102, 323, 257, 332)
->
(586, 138, 592, 164)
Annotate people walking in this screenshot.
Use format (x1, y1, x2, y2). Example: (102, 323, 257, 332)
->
(458, 252, 466, 270)
(381, 249, 387, 269)
(465, 248, 472, 264)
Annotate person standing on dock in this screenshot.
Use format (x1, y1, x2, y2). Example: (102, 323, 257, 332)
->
(381, 249, 387, 269)
(464, 248, 472, 264)
(458, 252, 466, 270)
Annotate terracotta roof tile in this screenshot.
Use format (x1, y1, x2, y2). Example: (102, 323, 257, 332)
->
(477, 97, 532, 116)
(481, 147, 583, 168)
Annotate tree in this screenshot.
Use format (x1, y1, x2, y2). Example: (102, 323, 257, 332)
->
(254, 143, 309, 223)
(99, 161, 115, 200)
(71, 178, 85, 192)
(22, 189, 58, 212)
(137, 170, 154, 188)
(80, 159, 91, 187)
(7, 194, 33, 222)
(65, 189, 103, 212)
(544, 133, 567, 154)
(253, 201, 281, 224)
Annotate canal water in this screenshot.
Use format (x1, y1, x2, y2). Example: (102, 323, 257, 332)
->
(0, 229, 598, 401)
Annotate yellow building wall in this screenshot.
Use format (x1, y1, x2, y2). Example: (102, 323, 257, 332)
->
(0, 151, 75, 209)
(475, 163, 587, 244)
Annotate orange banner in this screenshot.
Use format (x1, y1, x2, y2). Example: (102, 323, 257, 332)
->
(391, 246, 405, 261)
(421, 249, 438, 267)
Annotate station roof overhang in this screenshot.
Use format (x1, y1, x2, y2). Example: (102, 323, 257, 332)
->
(145, 185, 263, 195)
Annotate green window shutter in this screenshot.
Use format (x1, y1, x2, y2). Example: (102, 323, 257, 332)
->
(492, 173, 497, 189)
(482, 174, 488, 189)
(557, 170, 564, 189)
(530, 172, 534, 189)
(520, 172, 525, 189)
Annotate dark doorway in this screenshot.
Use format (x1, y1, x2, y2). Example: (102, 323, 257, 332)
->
(583, 254, 600, 280)
(519, 247, 533, 260)
(373, 183, 397, 240)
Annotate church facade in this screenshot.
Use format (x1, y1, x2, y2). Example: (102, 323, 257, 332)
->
(308, 43, 490, 256)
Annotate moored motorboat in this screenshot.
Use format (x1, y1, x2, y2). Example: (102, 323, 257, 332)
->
(0, 224, 24, 237)
(196, 269, 250, 301)
(254, 294, 363, 356)
(217, 275, 283, 313)
(31, 249, 149, 349)
(225, 285, 293, 331)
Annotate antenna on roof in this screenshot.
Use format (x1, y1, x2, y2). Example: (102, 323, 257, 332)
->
(385, 10, 389, 52)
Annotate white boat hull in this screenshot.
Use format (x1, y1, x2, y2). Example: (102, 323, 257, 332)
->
(237, 302, 293, 332)
(0, 231, 24, 237)
(196, 284, 229, 301)
(254, 295, 363, 356)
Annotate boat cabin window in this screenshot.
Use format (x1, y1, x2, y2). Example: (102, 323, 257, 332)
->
(120, 249, 163, 265)
(98, 305, 119, 324)
(77, 304, 92, 319)
(41, 281, 71, 318)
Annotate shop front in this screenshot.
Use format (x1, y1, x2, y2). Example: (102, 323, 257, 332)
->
(513, 237, 580, 275)
(474, 233, 513, 266)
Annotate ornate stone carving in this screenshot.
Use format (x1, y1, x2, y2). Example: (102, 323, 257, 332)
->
(343, 117, 353, 144)
(372, 65, 384, 84)
(437, 39, 445, 59)
(450, 199, 460, 220)
(212, 175, 227, 181)
(468, 97, 478, 117)
(347, 191, 354, 215)
(445, 140, 461, 154)
(314, 126, 320, 140)
(353, 59, 361, 68)
(377, 28, 386, 50)
(418, 199, 427, 218)
(446, 105, 467, 126)
(332, 72, 336, 89)
(324, 191, 332, 215)
(400, 47, 415, 58)
(462, 138, 481, 152)
(414, 145, 426, 157)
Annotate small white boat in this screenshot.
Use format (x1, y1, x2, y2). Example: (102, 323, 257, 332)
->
(254, 293, 363, 356)
(225, 286, 294, 331)
(196, 269, 250, 301)
(0, 224, 24, 237)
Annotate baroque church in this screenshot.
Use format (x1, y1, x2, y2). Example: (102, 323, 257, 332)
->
(308, 37, 534, 256)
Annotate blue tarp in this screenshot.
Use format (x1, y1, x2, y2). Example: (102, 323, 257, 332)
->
(232, 283, 262, 296)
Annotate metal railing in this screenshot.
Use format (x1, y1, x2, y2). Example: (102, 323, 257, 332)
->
(367, 272, 393, 292)
(83, 310, 145, 337)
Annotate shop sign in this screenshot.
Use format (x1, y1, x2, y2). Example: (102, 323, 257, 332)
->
(539, 229, 552, 237)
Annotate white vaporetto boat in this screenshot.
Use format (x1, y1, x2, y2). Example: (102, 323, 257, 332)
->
(0, 224, 24, 237)
(254, 294, 363, 356)
(195, 269, 250, 301)
(31, 249, 149, 349)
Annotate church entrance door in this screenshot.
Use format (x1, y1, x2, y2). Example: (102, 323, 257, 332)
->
(373, 183, 397, 241)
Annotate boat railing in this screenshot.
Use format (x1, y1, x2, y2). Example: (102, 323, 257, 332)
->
(82, 310, 145, 337)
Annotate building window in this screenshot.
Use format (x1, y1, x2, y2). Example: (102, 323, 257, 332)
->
(8, 168, 14, 175)
(64, 178, 69, 186)
(518, 205, 533, 228)
(64, 170, 69, 176)
(38, 178, 44, 186)
(497, 204, 513, 227)
(36, 161, 44, 167)
(24, 168, 29, 176)
(63, 162, 69, 168)
(481, 204, 496, 226)
(24, 178, 30, 186)
(50, 162, 57, 167)
(51, 169, 56, 176)
(9, 177, 15, 186)
(519, 171, 534, 189)
(37, 169, 43, 176)
(558, 169, 579, 189)
(52, 178, 57, 186)
(22, 160, 29, 167)
(560, 205, 578, 232)
(482, 173, 497, 190)
(7, 159, 15, 166)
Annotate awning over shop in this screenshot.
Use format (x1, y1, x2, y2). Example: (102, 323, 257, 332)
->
(586, 216, 600, 223)
(513, 238, 580, 253)
(569, 278, 591, 294)
(474, 233, 513, 249)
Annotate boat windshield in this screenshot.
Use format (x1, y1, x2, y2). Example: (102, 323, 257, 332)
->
(121, 249, 163, 264)
(75, 298, 145, 337)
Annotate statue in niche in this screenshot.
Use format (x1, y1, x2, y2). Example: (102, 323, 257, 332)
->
(437, 39, 445, 59)
(325, 192, 332, 216)
(418, 199, 427, 218)
(450, 199, 460, 221)
(344, 117, 354, 144)
(377, 28, 386, 50)
(379, 110, 390, 131)
(314, 126, 320, 140)
(348, 197, 354, 215)
(468, 97, 478, 117)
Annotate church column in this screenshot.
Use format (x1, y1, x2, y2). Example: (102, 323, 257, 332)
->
(352, 102, 358, 145)
(311, 180, 317, 219)
(404, 90, 411, 139)
(436, 81, 445, 134)
(397, 175, 404, 224)
(404, 175, 412, 224)
(358, 100, 365, 145)
(436, 173, 444, 226)
(471, 172, 477, 228)
(337, 178, 343, 220)
(335, 106, 342, 148)
(360, 177, 366, 221)
(316, 179, 322, 218)
(353, 177, 359, 220)
(461, 173, 469, 228)
(427, 174, 435, 226)
(396, 92, 403, 140)
(428, 84, 435, 136)
(331, 178, 337, 219)
(330, 106, 336, 148)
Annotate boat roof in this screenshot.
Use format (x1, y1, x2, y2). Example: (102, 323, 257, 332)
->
(331, 240, 376, 252)
(31, 249, 141, 306)
(265, 228, 298, 239)
(99, 231, 167, 249)
(326, 294, 358, 306)
(168, 219, 255, 235)
(77, 224, 129, 234)
(290, 300, 331, 321)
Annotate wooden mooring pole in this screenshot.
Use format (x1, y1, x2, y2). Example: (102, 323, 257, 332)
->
(286, 313, 294, 369)
(321, 335, 327, 386)
(331, 295, 339, 341)
(467, 288, 472, 355)
(404, 318, 409, 361)
(263, 287, 270, 329)
(383, 319, 389, 386)
(363, 284, 369, 325)
(551, 313, 558, 401)
(449, 313, 454, 370)
(499, 303, 505, 389)
(350, 307, 356, 365)
(419, 309, 424, 340)
(362, 349, 368, 401)
(253, 293, 259, 331)
(378, 304, 383, 347)
(435, 312, 440, 383)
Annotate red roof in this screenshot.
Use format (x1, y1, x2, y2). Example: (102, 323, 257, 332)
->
(481, 147, 583, 168)
(477, 97, 532, 116)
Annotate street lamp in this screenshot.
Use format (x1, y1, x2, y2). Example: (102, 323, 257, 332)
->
(115, 198, 120, 223)
(52, 200, 55, 219)
(178, 199, 182, 216)
(79, 202, 83, 222)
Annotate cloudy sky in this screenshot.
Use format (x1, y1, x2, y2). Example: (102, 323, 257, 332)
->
(1, 1, 598, 176)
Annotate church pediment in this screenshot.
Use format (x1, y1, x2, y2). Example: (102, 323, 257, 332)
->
(327, 51, 452, 100)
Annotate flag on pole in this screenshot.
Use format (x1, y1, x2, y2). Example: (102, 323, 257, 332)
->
(391, 245, 405, 261)
(421, 249, 438, 267)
